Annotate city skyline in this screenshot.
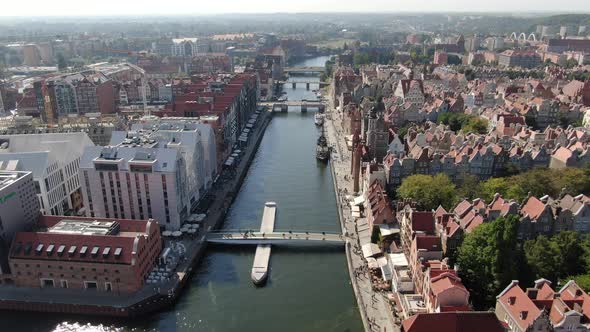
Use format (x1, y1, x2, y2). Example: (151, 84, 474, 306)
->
(1, 0, 590, 17)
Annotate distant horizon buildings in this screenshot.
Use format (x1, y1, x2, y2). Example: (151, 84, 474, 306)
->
(171, 38, 200, 57)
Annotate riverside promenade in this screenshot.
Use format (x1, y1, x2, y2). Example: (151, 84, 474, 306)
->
(324, 100, 399, 332)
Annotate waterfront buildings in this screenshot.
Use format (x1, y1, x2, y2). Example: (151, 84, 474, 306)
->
(396, 206, 473, 320)
(330, 66, 362, 108)
(162, 73, 258, 163)
(80, 145, 190, 230)
(8, 215, 161, 293)
(113, 118, 218, 203)
(0, 132, 94, 216)
(0, 170, 39, 274)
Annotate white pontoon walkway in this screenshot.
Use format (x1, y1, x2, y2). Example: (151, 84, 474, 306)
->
(251, 202, 276, 285)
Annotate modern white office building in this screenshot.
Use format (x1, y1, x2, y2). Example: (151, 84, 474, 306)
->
(111, 118, 217, 205)
(0, 133, 94, 216)
(0, 170, 40, 274)
(79, 145, 190, 230)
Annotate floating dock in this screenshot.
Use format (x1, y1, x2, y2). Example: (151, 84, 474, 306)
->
(251, 202, 276, 286)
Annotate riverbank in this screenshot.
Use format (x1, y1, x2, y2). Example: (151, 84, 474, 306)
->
(0, 109, 273, 318)
(324, 98, 399, 332)
(328, 136, 372, 332)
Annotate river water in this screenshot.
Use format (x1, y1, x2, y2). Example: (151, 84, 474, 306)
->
(0, 56, 362, 332)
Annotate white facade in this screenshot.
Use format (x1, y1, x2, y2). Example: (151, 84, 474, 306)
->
(172, 38, 199, 57)
(0, 133, 94, 216)
(80, 146, 190, 231)
(112, 119, 217, 204)
(0, 170, 40, 274)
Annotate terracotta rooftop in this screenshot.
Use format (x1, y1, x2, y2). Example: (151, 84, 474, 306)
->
(402, 312, 504, 332)
(521, 196, 548, 220)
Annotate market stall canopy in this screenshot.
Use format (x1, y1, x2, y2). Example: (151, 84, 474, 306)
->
(362, 243, 382, 258)
(352, 196, 365, 206)
(379, 224, 400, 237)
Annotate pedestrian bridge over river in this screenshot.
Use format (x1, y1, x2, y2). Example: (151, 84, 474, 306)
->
(206, 230, 346, 245)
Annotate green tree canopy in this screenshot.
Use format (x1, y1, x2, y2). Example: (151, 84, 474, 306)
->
(461, 117, 488, 134)
(396, 174, 457, 210)
(456, 215, 524, 309)
(524, 235, 560, 282)
(525, 231, 586, 284)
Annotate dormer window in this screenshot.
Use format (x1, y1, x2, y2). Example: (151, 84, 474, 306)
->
(46, 244, 55, 256)
(57, 245, 66, 256)
(91, 246, 100, 258)
(520, 311, 528, 320)
(508, 296, 516, 305)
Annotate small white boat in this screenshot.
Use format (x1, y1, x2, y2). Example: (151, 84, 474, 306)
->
(314, 113, 324, 126)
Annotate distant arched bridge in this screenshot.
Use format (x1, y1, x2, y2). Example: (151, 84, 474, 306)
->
(509, 32, 537, 43)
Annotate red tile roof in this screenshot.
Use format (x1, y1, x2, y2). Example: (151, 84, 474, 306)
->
(521, 196, 548, 220)
(402, 312, 504, 332)
(415, 235, 442, 252)
(411, 212, 435, 234)
(430, 273, 468, 297)
(497, 281, 544, 331)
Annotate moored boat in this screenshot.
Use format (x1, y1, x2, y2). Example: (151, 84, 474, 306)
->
(316, 127, 330, 161)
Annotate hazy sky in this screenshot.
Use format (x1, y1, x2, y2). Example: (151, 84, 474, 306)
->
(1, 0, 590, 16)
